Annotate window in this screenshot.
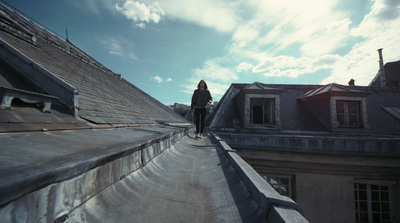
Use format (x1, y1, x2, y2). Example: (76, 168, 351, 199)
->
(251, 98, 275, 125)
(355, 183, 392, 223)
(336, 100, 362, 127)
(244, 93, 280, 129)
(263, 176, 292, 198)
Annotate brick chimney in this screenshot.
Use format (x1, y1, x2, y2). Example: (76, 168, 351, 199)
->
(377, 48, 386, 87)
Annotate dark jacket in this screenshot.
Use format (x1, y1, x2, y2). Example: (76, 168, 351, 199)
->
(191, 89, 212, 110)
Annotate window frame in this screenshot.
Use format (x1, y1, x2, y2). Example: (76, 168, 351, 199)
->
(331, 96, 369, 130)
(245, 94, 280, 129)
(250, 98, 275, 125)
(262, 175, 294, 199)
(336, 100, 362, 127)
(354, 181, 395, 223)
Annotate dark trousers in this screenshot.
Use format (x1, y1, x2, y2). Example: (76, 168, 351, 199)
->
(194, 108, 206, 134)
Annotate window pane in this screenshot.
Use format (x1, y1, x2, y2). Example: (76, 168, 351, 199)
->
(382, 202, 390, 212)
(280, 187, 289, 196)
(266, 176, 291, 198)
(336, 101, 344, 113)
(372, 202, 381, 212)
(337, 101, 363, 128)
(251, 98, 276, 125)
(358, 184, 367, 190)
(269, 177, 279, 184)
(372, 213, 381, 222)
(348, 115, 359, 126)
(280, 178, 289, 186)
(381, 191, 389, 201)
(272, 184, 280, 190)
(264, 112, 270, 123)
(348, 102, 358, 113)
(359, 190, 367, 201)
(264, 99, 274, 124)
(337, 114, 345, 126)
(371, 185, 380, 190)
(359, 212, 368, 222)
(371, 191, 380, 201)
(382, 214, 390, 222)
(359, 202, 368, 211)
(252, 105, 263, 124)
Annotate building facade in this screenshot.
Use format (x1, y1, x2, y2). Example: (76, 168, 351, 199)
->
(208, 59, 400, 223)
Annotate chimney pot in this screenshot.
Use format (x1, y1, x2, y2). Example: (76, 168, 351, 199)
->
(377, 48, 386, 87)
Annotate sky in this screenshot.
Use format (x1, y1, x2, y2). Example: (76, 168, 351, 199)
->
(3, 0, 400, 105)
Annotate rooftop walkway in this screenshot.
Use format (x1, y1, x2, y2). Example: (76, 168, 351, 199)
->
(0, 126, 307, 223)
(68, 133, 262, 222)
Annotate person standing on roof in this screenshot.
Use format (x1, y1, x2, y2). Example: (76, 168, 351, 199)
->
(191, 80, 212, 139)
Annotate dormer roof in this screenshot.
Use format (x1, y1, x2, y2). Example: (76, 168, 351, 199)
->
(300, 83, 369, 100)
(240, 82, 284, 94)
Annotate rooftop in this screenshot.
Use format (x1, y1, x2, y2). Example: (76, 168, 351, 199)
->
(0, 3, 307, 222)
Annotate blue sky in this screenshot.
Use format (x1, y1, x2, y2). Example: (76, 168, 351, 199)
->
(3, 0, 400, 105)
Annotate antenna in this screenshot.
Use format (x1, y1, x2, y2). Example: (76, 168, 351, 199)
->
(65, 26, 69, 42)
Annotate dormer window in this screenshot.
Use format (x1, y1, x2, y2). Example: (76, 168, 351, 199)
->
(236, 82, 283, 130)
(331, 96, 368, 129)
(246, 94, 280, 129)
(300, 83, 370, 132)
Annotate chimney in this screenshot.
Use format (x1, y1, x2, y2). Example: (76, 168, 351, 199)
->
(348, 78, 355, 86)
(377, 48, 386, 87)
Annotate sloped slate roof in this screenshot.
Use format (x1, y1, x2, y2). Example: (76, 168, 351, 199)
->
(0, 3, 187, 127)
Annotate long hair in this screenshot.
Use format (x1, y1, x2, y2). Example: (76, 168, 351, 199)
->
(197, 80, 208, 90)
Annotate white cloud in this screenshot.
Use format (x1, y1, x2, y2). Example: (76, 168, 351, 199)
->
(152, 76, 163, 83)
(135, 23, 146, 29)
(113, 0, 399, 89)
(225, 0, 399, 86)
(232, 25, 259, 47)
(115, 1, 164, 26)
(153, 0, 238, 32)
(150, 76, 172, 83)
(252, 55, 342, 78)
(299, 18, 352, 56)
(97, 35, 138, 60)
(321, 0, 400, 86)
(184, 58, 238, 97)
(237, 62, 253, 72)
(245, 0, 352, 57)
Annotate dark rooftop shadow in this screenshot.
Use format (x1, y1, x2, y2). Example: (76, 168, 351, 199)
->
(213, 141, 265, 223)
